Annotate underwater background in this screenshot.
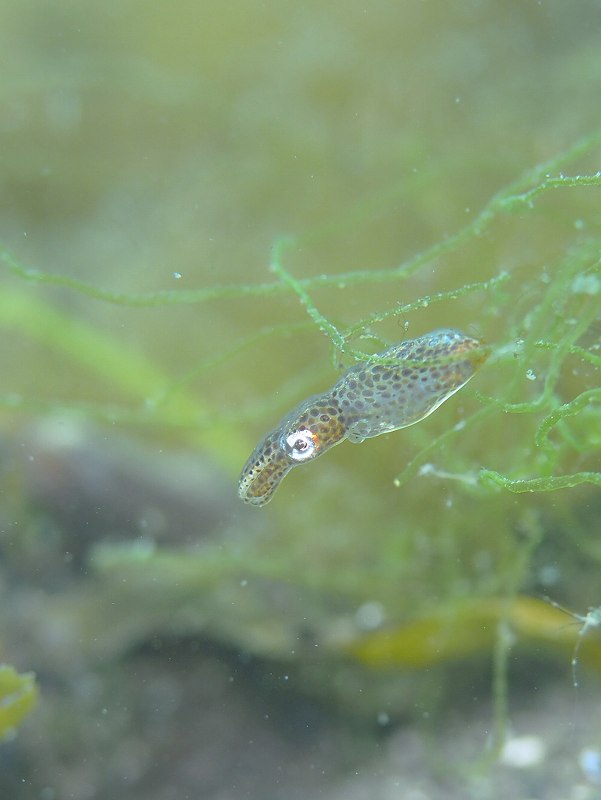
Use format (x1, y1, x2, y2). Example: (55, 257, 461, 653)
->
(1, 1, 600, 798)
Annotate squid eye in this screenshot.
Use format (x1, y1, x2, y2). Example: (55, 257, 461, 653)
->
(283, 429, 318, 461)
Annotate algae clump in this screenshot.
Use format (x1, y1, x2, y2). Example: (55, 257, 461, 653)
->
(0, 665, 38, 741)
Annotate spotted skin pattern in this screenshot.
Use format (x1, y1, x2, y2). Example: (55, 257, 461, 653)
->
(238, 329, 488, 506)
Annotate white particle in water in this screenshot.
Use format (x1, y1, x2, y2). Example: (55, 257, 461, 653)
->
(579, 748, 601, 785)
(355, 601, 385, 631)
(500, 735, 546, 768)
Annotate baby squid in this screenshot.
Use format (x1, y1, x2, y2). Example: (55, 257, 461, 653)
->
(238, 328, 488, 506)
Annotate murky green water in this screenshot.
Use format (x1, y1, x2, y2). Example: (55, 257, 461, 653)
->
(1, 2, 600, 798)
